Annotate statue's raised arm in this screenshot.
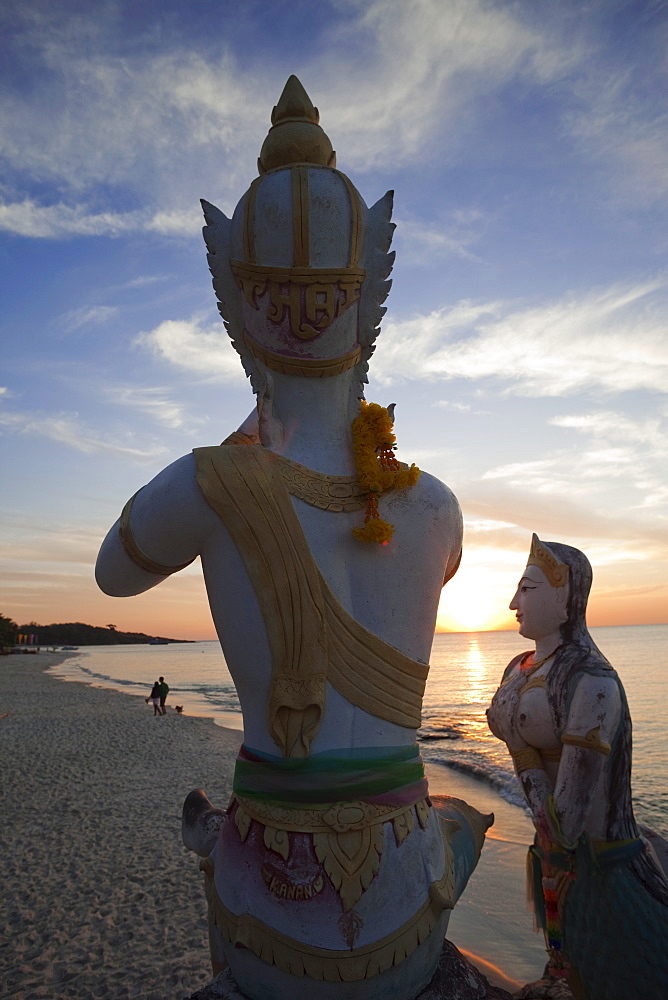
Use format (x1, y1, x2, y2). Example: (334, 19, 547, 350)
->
(97, 76, 492, 1000)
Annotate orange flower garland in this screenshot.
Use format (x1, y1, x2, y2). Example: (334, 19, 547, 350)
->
(351, 401, 420, 544)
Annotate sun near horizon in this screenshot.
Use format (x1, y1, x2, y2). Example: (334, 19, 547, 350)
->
(7, 546, 667, 643)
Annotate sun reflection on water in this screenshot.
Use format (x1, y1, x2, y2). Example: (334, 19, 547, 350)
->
(464, 635, 486, 703)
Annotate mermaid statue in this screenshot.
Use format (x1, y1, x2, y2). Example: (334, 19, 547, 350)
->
(96, 77, 491, 1000)
(487, 534, 668, 1000)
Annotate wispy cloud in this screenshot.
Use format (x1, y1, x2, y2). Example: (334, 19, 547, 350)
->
(459, 478, 668, 556)
(103, 384, 203, 431)
(0, 17, 266, 209)
(0, 409, 168, 460)
(566, 58, 668, 205)
(0, 199, 202, 239)
(373, 277, 668, 394)
(124, 275, 169, 289)
(323, 0, 578, 171)
(546, 408, 668, 515)
(0, 515, 102, 566)
(433, 399, 490, 415)
(393, 217, 483, 264)
(552, 411, 667, 451)
(3, 0, 660, 245)
(61, 304, 118, 332)
(0, 0, 580, 230)
(135, 316, 246, 382)
(480, 429, 667, 508)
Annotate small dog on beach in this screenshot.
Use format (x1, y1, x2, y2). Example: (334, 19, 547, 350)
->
(175, 705, 184, 714)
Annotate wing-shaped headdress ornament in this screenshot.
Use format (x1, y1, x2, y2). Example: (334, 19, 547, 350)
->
(202, 76, 395, 395)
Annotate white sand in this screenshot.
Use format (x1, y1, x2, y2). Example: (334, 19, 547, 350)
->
(1, 653, 238, 1000)
(1, 654, 544, 1000)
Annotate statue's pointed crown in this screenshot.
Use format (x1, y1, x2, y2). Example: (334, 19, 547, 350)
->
(202, 75, 395, 393)
(258, 75, 336, 173)
(271, 75, 319, 127)
(527, 533, 569, 588)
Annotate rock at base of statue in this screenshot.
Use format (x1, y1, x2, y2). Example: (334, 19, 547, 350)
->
(512, 978, 574, 1000)
(185, 939, 514, 1000)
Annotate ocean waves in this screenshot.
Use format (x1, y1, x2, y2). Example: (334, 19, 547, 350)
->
(418, 716, 527, 812)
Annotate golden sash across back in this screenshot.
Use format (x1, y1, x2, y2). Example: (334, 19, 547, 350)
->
(194, 445, 428, 758)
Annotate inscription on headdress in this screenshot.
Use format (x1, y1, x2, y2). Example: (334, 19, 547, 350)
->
(231, 261, 365, 340)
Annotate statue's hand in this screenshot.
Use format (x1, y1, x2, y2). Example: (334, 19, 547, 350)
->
(182, 789, 225, 857)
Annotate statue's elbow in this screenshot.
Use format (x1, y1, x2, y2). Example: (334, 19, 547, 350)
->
(95, 560, 128, 597)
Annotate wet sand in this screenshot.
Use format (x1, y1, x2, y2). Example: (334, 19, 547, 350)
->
(1, 653, 542, 999)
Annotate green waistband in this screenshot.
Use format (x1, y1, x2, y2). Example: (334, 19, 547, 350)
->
(233, 743, 425, 806)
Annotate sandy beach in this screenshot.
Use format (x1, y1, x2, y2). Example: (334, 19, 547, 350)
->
(1, 654, 542, 999)
(1, 653, 239, 1000)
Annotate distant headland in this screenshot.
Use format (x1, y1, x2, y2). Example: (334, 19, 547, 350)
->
(1, 613, 192, 648)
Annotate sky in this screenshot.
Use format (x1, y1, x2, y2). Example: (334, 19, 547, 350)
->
(1, 0, 667, 640)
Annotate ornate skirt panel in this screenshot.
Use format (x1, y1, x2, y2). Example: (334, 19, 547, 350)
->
(203, 871, 452, 984)
(208, 796, 451, 959)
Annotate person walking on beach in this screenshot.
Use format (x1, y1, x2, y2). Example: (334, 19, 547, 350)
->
(158, 676, 169, 715)
(146, 680, 161, 716)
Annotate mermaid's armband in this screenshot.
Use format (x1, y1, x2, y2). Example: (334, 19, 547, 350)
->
(561, 726, 611, 756)
(509, 745, 544, 773)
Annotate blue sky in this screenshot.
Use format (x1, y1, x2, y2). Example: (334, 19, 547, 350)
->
(1, 0, 667, 638)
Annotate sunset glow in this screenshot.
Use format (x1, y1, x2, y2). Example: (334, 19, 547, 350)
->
(437, 573, 515, 634)
(1, 2, 667, 637)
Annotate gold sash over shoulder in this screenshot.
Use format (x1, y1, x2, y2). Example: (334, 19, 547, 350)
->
(193, 444, 428, 758)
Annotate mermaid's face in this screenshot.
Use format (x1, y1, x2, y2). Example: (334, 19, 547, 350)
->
(509, 564, 568, 642)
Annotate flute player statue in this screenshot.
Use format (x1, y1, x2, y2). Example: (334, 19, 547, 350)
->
(96, 77, 492, 1000)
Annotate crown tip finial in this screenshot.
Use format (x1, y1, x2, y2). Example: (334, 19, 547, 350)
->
(271, 76, 320, 126)
(258, 75, 335, 174)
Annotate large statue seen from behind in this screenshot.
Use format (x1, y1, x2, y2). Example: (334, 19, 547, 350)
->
(96, 77, 490, 1000)
(487, 535, 668, 1000)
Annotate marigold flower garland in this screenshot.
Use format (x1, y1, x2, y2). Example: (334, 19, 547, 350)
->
(351, 401, 420, 544)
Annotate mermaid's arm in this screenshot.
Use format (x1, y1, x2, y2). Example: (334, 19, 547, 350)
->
(550, 674, 621, 846)
(497, 735, 553, 821)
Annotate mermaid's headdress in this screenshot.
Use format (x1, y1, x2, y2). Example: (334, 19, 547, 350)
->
(201, 76, 395, 392)
(527, 533, 570, 588)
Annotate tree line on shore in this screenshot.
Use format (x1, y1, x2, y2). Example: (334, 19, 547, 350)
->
(0, 613, 186, 647)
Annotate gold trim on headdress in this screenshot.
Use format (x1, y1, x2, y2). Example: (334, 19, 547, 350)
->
(527, 533, 569, 588)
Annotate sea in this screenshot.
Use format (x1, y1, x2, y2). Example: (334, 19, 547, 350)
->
(49, 624, 668, 837)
